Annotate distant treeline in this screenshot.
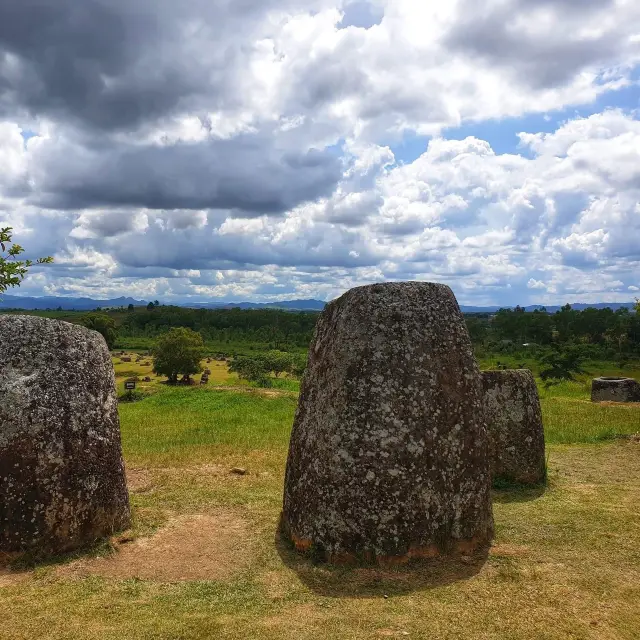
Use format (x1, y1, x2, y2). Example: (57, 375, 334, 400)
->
(466, 304, 640, 358)
(2, 302, 638, 359)
(117, 305, 318, 350)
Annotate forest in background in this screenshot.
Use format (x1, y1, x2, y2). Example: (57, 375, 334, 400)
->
(2, 302, 640, 362)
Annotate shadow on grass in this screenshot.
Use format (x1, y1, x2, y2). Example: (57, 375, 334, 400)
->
(0, 538, 118, 575)
(275, 531, 488, 598)
(492, 484, 546, 504)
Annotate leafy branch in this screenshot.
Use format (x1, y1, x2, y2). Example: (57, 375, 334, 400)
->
(0, 227, 53, 295)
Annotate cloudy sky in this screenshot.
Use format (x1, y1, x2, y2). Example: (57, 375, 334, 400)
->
(1, 0, 639, 305)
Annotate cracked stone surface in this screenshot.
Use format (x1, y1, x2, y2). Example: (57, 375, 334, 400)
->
(482, 369, 546, 485)
(0, 315, 130, 556)
(282, 282, 493, 564)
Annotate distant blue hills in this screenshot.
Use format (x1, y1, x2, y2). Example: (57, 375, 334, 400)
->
(0, 294, 326, 312)
(0, 294, 635, 313)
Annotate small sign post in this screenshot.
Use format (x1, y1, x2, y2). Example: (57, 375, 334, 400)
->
(124, 380, 136, 391)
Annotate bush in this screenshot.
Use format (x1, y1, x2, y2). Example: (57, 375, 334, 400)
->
(153, 327, 205, 384)
(229, 355, 272, 387)
(118, 389, 148, 403)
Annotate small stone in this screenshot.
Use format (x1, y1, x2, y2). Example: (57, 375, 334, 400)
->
(231, 467, 248, 475)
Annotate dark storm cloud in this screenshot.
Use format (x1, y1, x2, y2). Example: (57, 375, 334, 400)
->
(34, 134, 342, 214)
(0, 0, 318, 131)
(445, 0, 623, 89)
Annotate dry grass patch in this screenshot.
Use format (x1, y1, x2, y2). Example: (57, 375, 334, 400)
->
(58, 510, 252, 583)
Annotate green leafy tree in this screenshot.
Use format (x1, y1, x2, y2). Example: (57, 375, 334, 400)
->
(127, 303, 135, 312)
(79, 313, 118, 349)
(263, 350, 294, 377)
(538, 345, 587, 387)
(289, 353, 307, 378)
(153, 327, 204, 384)
(147, 301, 155, 311)
(228, 355, 272, 387)
(0, 227, 53, 295)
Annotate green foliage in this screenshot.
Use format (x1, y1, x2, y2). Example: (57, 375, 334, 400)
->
(228, 355, 272, 387)
(0, 227, 53, 295)
(465, 303, 640, 361)
(228, 350, 306, 387)
(79, 312, 118, 349)
(538, 345, 588, 386)
(118, 389, 148, 403)
(153, 327, 205, 383)
(262, 350, 294, 377)
(289, 353, 307, 378)
(119, 305, 317, 350)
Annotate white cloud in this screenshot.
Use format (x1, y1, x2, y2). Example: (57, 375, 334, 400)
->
(1, 2, 639, 304)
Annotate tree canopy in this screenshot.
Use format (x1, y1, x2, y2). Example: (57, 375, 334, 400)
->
(153, 327, 205, 383)
(79, 313, 118, 349)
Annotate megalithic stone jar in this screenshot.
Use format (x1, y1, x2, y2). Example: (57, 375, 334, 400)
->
(281, 282, 493, 565)
(0, 315, 130, 557)
(481, 369, 546, 486)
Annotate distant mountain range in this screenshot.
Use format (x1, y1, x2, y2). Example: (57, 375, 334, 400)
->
(460, 302, 637, 313)
(0, 294, 147, 311)
(184, 299, 327, 311)
(0, 294, 636, 313)
(0, 294, 327, 312)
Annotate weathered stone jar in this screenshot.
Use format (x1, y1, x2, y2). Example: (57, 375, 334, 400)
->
(0, 315, 130, 556)
(591, 377, 640, 403)
(282, 282, 493, 565)
(481, 369, 546, 485)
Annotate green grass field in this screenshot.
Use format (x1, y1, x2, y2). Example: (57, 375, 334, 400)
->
(1, 358, 639, 639)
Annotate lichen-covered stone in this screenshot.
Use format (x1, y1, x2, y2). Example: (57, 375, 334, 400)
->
(481, 370, 546, 486)
(0, 315, 130, 556)
(282, 282, 493, 564)
(591, 377, 640, 403)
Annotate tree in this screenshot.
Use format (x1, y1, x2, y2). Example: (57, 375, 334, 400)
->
(229, 355, 272, 387)
(147, 301, 155, 310)
(153, 300, 160, 307)
(79, 313, 118, 349)
(0, 227, 53, 295)
(538, 345, 587, 387)
(152, 327, 204, 384)
(263, 350, 294, 377)
(127, 303, 135, 312)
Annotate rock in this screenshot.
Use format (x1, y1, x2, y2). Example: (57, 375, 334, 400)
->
(121, 357, 132, 363)
(481, 370, 546, 485)
(231, 467, 247, 475)
(591, 377, 640, 403)
(282, 282, 493, 564)
(0, 315, 131, 556)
